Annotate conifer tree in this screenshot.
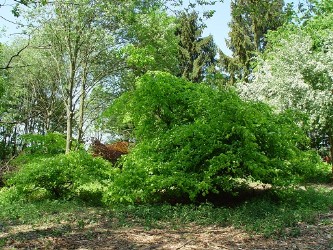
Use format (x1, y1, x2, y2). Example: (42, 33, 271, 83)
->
(176, 11, 217, 83)
(220, 0, 289, 83)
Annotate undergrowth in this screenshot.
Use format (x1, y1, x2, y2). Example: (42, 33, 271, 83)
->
(0, 186, 332, 237)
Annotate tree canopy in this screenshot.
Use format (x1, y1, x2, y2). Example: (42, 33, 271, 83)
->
(237, 0, 333, 161)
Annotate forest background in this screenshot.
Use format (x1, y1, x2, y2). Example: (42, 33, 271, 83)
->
(0, 0, 332, 202)
(0, 0, 332, 223)
(1, 1, 333, 248)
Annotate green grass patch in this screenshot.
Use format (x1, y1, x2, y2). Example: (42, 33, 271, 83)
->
(0, 186, 332, 237)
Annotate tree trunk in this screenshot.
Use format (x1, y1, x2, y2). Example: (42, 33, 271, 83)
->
(65, 95, 73, 154)
(65, 61, 75, 154)
(329, 135, 333, 174)
(77, 64, 87, 144)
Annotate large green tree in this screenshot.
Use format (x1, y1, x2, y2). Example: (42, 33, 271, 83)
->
(27, 0, 125, 152)
(237, 0, 333, 167)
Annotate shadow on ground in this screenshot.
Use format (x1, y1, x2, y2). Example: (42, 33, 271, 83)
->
(1, 212, 333, 250)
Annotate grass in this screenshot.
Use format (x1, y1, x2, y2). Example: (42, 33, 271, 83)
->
(0, 185, 332, 238)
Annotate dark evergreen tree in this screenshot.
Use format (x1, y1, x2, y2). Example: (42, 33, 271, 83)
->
(220, 0, 291, 83)
(176, 11, 217, 83)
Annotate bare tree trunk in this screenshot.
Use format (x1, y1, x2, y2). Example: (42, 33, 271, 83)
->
(65, 62, 75, 154)
(78, 64, 87, 144)
(329, 134, 333, 175)
(65, 96, 73, 154)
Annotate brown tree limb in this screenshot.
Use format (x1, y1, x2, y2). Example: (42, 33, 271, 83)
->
(0, 39, 30, 70)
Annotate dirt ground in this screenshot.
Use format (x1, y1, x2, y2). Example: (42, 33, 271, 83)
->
(1, 211, 332, 250)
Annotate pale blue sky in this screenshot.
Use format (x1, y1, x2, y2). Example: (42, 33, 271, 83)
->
(201, 0, 232, 55)
(1, 0, 302, 55)
(0, 0, 27, 42)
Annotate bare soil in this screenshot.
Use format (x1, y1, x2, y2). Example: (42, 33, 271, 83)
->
(1, 211, 333, 250)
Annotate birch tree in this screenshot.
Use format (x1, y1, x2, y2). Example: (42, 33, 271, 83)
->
(29, 0, 122, 152)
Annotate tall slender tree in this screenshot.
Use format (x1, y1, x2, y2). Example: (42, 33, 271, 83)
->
(26, 0, 124, 152)
(220, 0, 290, 83)
(3, 41, 67, 135)
(176, 11, 217, 83)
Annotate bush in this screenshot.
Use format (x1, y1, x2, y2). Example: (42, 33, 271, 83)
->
(20, 132, 67, 155)
(9, 133, 67, 168)
(103, 71, 327, 204)
(6, 151, 116, 202)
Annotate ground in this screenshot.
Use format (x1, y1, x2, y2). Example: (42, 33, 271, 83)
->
(1, 210, 333, 249)
(1, 183, 333, 249)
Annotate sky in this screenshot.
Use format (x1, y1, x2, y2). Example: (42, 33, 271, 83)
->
(1, 0, 299, 55)
(0, 1, 28, 44)
(200, 0, 232, 55)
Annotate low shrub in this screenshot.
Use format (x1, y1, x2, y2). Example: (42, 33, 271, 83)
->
(6, 151, 116, 202)
(20, 132, 67, 155)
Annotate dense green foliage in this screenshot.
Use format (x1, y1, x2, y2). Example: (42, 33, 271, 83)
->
(1, 2, 333, 247)
(2, 72, 328, 206)
(20, 133, 66, 155)
(220, 0, 290, 83)
(1, 187, 333, 239)
(1, 133, 113, 203)
(9, 133, 67, 167)
(6, 151, 114, 202)
(103, 71, 327, 204)
(176, 11, 217, 83)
